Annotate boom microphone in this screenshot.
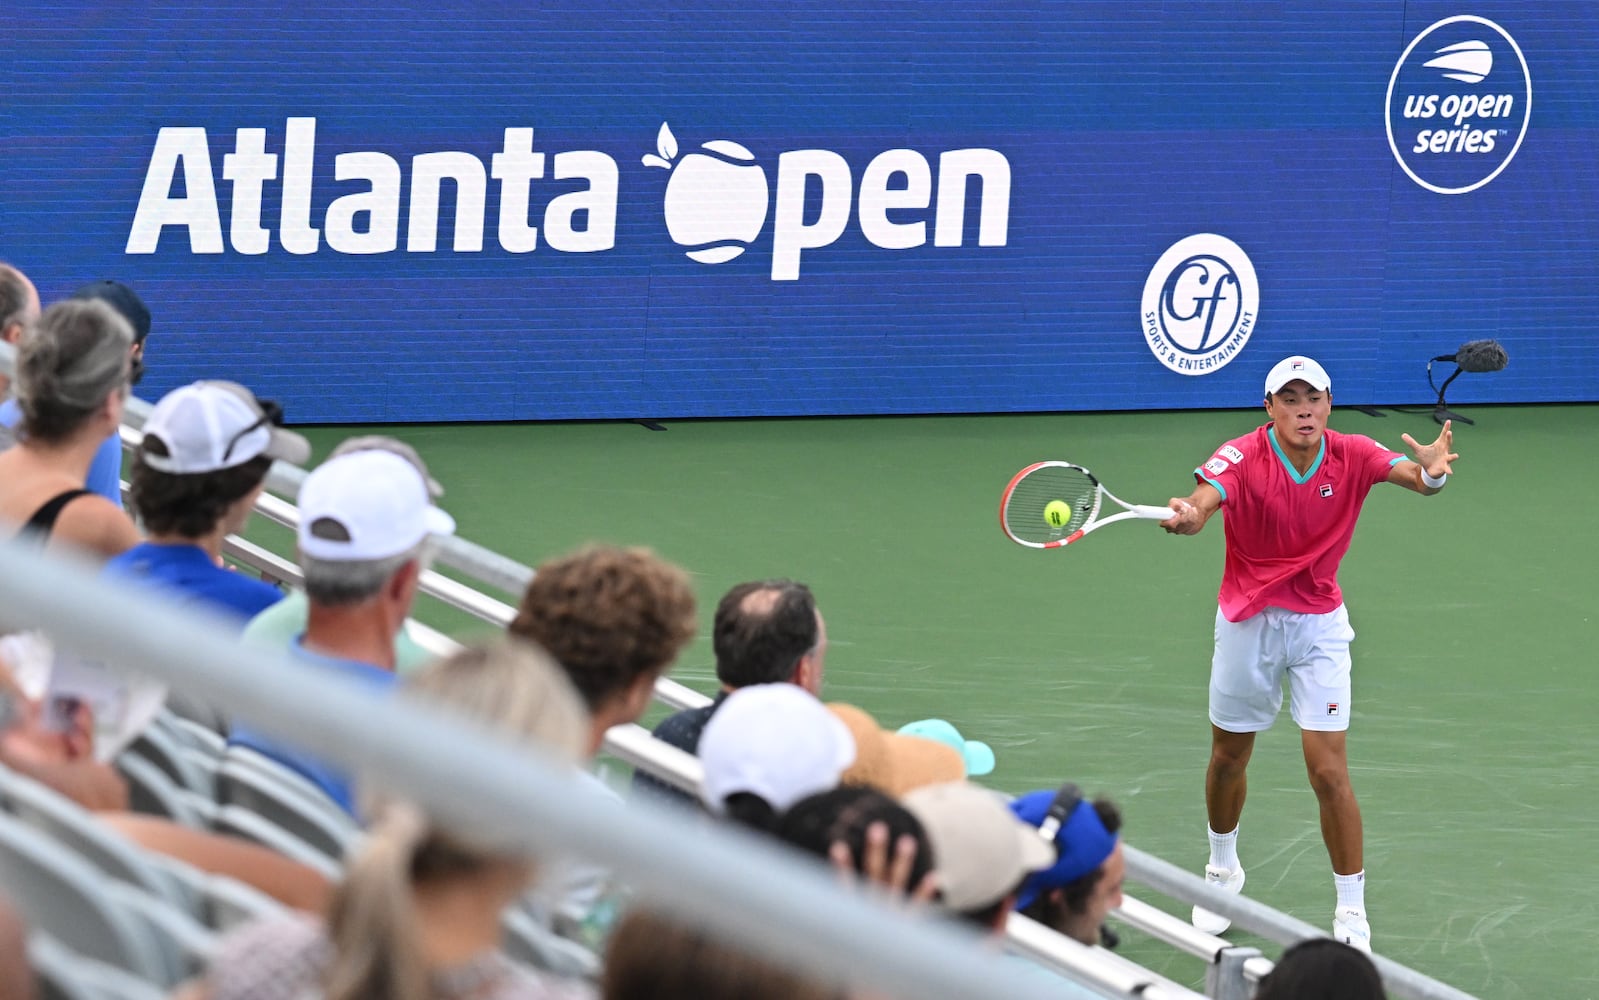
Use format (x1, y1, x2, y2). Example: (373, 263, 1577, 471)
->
(1432, 338, 1509, 373)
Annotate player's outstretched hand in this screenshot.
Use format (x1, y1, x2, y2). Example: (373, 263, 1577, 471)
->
(1401, 419, 1459, 479)
(1161, 498, 1200, 535)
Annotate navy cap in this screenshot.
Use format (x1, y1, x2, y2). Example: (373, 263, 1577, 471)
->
(71, 280, 151, 343)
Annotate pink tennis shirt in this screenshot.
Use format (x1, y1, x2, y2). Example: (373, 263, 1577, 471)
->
(1195, 424, 1406, 622)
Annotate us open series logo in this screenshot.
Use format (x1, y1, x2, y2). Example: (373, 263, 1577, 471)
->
(1140, 233, 1259, 376)
(1386, 15, 1531, 195)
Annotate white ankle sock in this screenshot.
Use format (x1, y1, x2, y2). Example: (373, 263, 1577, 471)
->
(1208, 826, 1239, 871)
(1335, 870, 1366, 910)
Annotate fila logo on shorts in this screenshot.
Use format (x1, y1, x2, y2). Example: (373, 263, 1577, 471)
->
(1319, 484, 1334, 498)
(1327, 702, 1340, 716)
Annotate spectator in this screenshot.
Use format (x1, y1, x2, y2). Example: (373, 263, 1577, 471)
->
(241, 436, 440, 674)
(604, 907, 840, 1000)
(506, 543, 697, 945)
(0, 263, 41, 400)
(698, 684, 855, 831)
(107, 381, 309, 620)
(67, 280, 154, 504)
(0, 299, 139, 557)
(827, 703, 965, 798)
(902, 781, 1054, 934)
(777, 784, 937, 901)
(228, 447, 455, 814)
(632, 579, 825, 801)
(0, 894, 33, 1000)
(1009, 785, 1125, 948)
(193, 640, 593, 1000)
(509, 544, 697, 757)
(1253, 938, 1387, 1000)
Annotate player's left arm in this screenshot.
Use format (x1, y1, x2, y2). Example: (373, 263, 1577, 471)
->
(1387, 419, 1458, 495)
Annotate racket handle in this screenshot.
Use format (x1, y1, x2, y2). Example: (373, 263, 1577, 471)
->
(1132, 504, 1179, 520)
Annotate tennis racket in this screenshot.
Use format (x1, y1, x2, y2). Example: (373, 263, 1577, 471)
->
(999, 461, 1177, 549)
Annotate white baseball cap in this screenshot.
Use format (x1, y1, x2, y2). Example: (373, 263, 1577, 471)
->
(140, 381, 311, 474)
(297, 450, 456, 562)
(1264, 356, 1332, 396)
(698, 684, 856, 815)
(903, 781, 1057, 913)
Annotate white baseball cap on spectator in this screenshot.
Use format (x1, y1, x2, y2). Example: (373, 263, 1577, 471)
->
(699, 683, 856, 815)
(297, 450, 456, 562)
(140, 381, 310, 473)
(903, 781, 1056, 913)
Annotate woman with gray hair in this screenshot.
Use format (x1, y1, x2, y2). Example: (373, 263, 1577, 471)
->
(187, 638, 596, 1000)
(0, 298, 139, 557)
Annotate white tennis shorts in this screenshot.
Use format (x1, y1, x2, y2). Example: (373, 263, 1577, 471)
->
(1209, 604, 1355, 733)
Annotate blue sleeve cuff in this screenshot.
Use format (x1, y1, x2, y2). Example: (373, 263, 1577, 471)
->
(1193, 469, 1227, 502)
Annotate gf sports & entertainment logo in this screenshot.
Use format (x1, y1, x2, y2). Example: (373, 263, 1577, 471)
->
(1386, 15, 1531, 195)
(1141, 234, 1259, 376)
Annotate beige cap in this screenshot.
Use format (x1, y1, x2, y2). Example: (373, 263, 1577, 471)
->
(903, 781, 1056, 913)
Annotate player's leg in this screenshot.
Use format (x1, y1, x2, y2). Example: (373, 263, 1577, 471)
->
(1287, 604, 1370, 951)
(1194, 608, 1282, 933)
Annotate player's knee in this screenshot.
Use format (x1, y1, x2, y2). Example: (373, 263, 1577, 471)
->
(1209, 743, 1252, 776)
(1305, 759, 1352, 799)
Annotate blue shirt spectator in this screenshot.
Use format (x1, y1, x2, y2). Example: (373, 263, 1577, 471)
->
(106, 541, 283, 622)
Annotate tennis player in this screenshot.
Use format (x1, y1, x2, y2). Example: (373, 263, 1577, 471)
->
(1160, 355, 1457, 953)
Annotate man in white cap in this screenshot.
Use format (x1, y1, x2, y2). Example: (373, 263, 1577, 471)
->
(698, 683, 856, 829)
(107, 381, 309, 621)
(228, 447, 455, 815)
(1160, 355, 1459, 952)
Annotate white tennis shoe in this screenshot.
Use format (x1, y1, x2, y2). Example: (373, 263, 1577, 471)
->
(1334, 905, 1372, 953)
(1191, 864, 1246, 935)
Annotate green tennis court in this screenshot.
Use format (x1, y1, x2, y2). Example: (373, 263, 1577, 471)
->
(250, 403, 1598, 997)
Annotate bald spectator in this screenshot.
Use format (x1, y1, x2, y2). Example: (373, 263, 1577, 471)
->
(228, 447, 455, 814)
(0, 299, 139, 557)
(633, 579, 826, 801)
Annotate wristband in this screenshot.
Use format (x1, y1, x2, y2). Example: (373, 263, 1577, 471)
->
(1420, 468, 1447, 489)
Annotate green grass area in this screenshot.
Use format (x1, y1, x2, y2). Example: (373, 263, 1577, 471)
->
(260, 404, 1598, 997)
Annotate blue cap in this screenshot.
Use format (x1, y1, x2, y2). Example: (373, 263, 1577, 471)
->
(896, 718, 996, 777)
(1008, 787, 1119, 911)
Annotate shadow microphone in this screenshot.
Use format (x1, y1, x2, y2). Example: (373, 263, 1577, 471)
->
(1433, 339, 1509, 373)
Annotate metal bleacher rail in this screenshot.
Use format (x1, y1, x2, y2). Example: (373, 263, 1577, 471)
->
(0, 341, 1478, 1000)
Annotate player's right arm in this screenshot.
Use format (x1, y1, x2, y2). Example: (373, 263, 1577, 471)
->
(1162, 481, 1221, 535)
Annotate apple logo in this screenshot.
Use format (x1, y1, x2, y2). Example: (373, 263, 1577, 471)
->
(643, 122, 769, 264)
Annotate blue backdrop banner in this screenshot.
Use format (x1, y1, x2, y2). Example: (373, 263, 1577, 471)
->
(5, 2, 1595, 421)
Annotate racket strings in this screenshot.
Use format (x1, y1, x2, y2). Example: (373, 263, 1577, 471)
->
(1004, 466, 1098, 544)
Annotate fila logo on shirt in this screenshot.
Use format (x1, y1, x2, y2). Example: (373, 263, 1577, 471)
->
(1327, 702, 1340, 716)
(1319, 484, 1334, 498)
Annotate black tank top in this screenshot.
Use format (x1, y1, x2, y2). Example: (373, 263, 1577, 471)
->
(17, 488, 92, 542)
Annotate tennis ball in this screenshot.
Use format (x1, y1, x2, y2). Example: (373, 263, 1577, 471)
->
(1043, 500, 1072, 528)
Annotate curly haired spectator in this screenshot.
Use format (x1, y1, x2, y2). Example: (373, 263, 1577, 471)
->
(510, 545, 697, 754)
